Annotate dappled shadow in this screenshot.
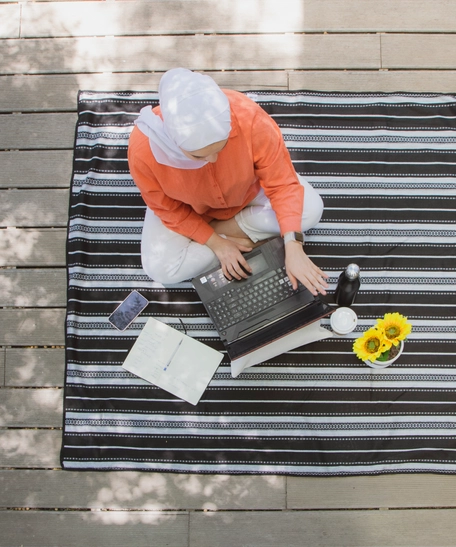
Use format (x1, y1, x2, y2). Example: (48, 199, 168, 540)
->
(0, 388, 61, 428)
(0, 228, 66, 266)
(0, 189, 69, 228)
(4, 348, 65, 387)
(0, 429, 61, 468)
(0, 465, 284, 512)
(86, 472, 283, 512)
(20, 0, 306, 38)
(0, 0, 308, 116)
(0, 268, 65, 307)
(0, 228, 40, 265)
(0, 308, 65, 346)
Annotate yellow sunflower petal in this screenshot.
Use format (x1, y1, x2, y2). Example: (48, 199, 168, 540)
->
(377, 313, 412, 345)
(353, 327, 388, 361)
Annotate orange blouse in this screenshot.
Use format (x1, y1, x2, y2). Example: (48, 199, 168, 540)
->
(128, 89, 304, 245)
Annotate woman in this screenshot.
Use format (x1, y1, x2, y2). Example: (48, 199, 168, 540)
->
(128, 68, 328, 296)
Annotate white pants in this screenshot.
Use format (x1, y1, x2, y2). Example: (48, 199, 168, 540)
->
(141, 175, 324, 284)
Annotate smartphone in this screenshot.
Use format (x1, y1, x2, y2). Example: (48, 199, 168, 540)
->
(108, 290, 149, 331)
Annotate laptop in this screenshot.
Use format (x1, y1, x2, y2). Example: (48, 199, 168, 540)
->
(192, 236, 334, 363)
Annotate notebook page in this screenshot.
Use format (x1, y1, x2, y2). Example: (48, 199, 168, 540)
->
(122, 317, 223, 405)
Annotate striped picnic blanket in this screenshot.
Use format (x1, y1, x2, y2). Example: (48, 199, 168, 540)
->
(61, 90, 456, 474)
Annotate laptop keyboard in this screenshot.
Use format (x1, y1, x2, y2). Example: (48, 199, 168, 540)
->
(206, 267, 298, 331)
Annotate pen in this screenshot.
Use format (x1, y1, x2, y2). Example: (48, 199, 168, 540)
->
(163, 338, 183, 371)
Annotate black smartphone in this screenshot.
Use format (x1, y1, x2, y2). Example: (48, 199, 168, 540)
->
(108, 290, 149, 331)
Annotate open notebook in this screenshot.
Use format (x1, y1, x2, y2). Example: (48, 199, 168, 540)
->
(122, 317, 223, 405)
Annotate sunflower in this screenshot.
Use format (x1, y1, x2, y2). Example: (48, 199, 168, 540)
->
(353, 327, 389, 362)
(376, 313, 412, 348)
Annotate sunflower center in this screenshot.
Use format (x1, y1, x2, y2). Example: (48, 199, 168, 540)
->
(385, 325, 400, 339)
(365, 337, 381, 354)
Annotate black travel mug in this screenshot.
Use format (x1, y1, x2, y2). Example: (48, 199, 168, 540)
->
(334, 264, 360, 307)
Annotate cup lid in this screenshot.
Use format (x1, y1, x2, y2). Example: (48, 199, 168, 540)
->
(330, 307, 358, 334)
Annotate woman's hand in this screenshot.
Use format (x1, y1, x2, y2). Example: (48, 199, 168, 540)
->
(285, 241, 329, 296)
(206, 233, 252, 280)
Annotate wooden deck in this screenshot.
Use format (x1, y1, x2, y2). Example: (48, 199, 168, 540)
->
(2, 1, 456, 545)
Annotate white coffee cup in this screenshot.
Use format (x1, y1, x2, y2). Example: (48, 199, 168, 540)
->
(330, 307, 357, 335)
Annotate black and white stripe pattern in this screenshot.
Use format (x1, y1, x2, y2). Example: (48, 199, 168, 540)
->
(61, 91, 456, 475)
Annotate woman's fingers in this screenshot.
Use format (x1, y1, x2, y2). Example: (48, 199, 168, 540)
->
(224, 256, 251, 280)
(285, 244, 329, 295)
(207, 236, 252, 280)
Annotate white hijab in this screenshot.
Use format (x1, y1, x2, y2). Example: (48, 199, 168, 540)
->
(135, 68, 232, 169)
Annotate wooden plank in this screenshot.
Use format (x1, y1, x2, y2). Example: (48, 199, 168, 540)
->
(0, 151, 73, 188)
(0, 429, 61, 468)
(207, 70, 289, 90)
(3, 468, 456, 511)
(1, 113, 76, 150)
(0, 34, 381, 75)
(0, 347, 4, 387)
(289, 69, 456, 92)
(189, 509, 456, 547)
(0, 189, 69, 227)
(0, 4, 19, 39)
(0, 309, 66, 346)
(382, 34, 456, 69)
(0, 72, 288, 113)
(0, 510, 188, 547)
(0, 228, 66, 267)
(5, 348, 65, 387)
(0, 74, 81, 113)
(0, 469, 285, 510)
(287, 474, 456, 509)
(302, 0, 456, 32)
(0, 268, 66, 307)
(2, 72, 456, 116)
(0, 388, 62, 428)
(20, 0, 456, 37)
(0, 73, 161, 113)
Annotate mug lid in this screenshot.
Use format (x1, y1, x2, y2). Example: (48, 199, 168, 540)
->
(330, 307, 358, 334)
